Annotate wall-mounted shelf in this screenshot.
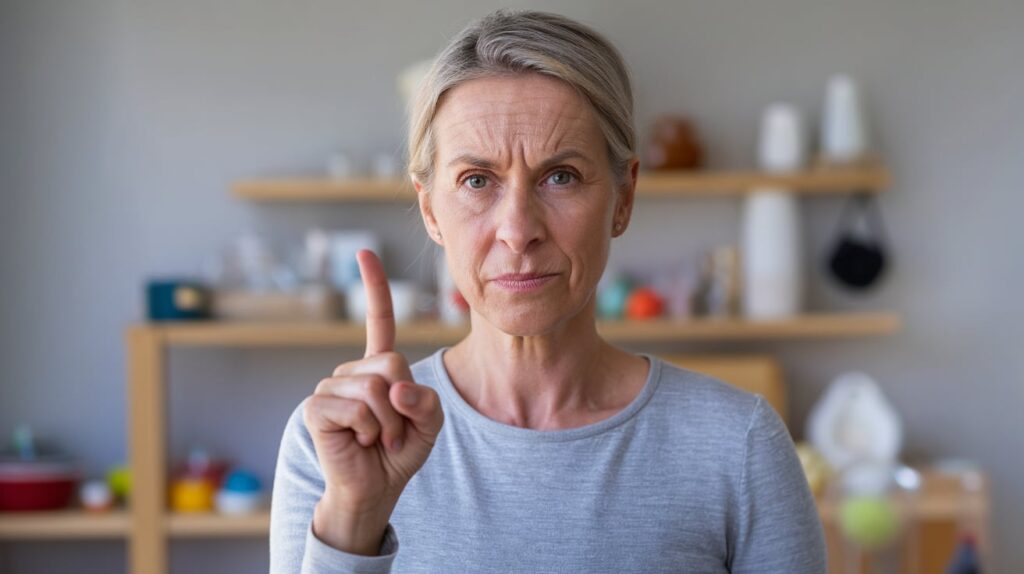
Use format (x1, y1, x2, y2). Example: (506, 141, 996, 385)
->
(166, 512, 270, 538)
(134, 312, 901, 348)
(4, 468, 983, 552)
(231, 163, 890, 202)
(0, 509, 130, 540)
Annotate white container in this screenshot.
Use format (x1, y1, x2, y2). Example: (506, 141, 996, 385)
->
(346, 280, 418, 324)
(435, 250, 469, 324)
(758, 103, 807, 172)
(741, 188, 804, 319)
(214, 490, 265, 515)
(821, 74, 869, 164)
(328, 232, 381, 291)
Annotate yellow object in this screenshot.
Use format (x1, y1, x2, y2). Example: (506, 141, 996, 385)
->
(839, 495, 901, 549)
(107, 465, 132, 501)
(795, 442, 833, 496)
(170, 479, 214, 513)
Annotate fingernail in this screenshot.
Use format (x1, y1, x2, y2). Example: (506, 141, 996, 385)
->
(390, 438, 403, 452)
(400, 388, 419, 407)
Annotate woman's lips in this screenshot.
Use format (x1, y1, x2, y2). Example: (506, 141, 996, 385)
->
(491, 273, 558, 292)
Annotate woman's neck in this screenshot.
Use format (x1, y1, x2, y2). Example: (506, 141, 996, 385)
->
(443, 304, 647, 430)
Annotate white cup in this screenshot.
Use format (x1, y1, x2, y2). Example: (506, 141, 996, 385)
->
(328, 232, 380, 291)
(346, 280, 418, 324)
(821, 74, 868, 163)
(327, 152, 355, 180)
(371, 153, 400, 178)
(758, 103, 807, 172)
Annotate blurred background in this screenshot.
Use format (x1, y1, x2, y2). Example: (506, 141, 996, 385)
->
(1, 1, 1021, 572)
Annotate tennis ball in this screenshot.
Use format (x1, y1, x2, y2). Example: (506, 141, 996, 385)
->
(107, 465, 132, 501)
(839, 495, 900, 549)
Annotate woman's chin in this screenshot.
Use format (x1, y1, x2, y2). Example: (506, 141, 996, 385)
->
(477, 302, 584, 338)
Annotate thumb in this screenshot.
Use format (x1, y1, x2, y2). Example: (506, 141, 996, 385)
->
(390, 382, 444, 440)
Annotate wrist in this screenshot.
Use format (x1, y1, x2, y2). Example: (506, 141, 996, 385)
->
(312, 494, 393, 556)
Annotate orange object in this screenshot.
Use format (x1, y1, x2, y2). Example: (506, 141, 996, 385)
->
(626, 287, 664, 319)
(170, 478, 215, 512)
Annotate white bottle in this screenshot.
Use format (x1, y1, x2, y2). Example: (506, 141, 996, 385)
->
(821, 74, 869, 164)
(742, 188, 804, 318)
(436, 250, 468, 324)
(741, 103, 806, 319)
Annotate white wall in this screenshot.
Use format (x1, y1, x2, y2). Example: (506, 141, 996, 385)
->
(2, 0, 1022, 572)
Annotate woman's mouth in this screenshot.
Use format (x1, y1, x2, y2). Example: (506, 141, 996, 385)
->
(491, 273, 558, 292)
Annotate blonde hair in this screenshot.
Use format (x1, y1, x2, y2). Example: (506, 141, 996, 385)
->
(406, 9, 636, 190)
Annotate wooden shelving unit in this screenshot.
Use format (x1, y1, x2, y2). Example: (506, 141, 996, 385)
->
(165, 512, 270, 538)
(232, 163, 891, 202)
(143, 312, 901, 348)
(69, 160, 914, 574)
(0, 509, 130, 540)
(4, 470, 988, 574)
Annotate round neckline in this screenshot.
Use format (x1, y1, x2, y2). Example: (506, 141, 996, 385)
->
(429, 347, 663, 443)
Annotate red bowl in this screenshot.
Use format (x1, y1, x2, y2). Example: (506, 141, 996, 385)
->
(0, 460, 78, 511)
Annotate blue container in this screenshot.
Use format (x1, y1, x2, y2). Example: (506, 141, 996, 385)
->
(146, 280, 211, 321)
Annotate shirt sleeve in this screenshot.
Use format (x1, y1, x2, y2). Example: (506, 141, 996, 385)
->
(728, 397, 827, 573)
(269, 398, 400, 574)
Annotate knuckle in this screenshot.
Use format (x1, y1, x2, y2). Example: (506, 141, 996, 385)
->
(331, 362, 351, 377)
(314, 377, 333, 394)
(353, 401, 372, 421)
(381, 352, 405, 372)
(302, 395, 321, 423)
(362, 375, 389, 397)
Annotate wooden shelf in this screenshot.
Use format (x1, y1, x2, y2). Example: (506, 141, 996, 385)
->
(0, 509, 130, 540)
(166, 511, 270, 538)
(233, 177, 414, 202)
(5, 466, 972, 540)
(232, 164, 890, 202)
(135, 312, 900, 348)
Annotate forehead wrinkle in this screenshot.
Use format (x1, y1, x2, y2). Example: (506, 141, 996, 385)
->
(435, 81, 602, 171)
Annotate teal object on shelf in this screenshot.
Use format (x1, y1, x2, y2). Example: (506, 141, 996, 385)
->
(223, 470, 261, 493)
(598, 277, 633, 319)
(145, 279, 210, 321)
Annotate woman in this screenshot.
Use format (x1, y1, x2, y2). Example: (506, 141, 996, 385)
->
(270, 9, 825, 573)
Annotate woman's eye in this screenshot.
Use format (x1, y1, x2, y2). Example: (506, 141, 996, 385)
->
(465, 175, 488, 189)
(546, 170, 576, 186)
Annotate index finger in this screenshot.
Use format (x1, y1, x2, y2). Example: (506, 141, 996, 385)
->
(356, 249, 395, 357)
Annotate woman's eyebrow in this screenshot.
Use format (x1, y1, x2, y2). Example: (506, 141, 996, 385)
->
(446, 149, 592, 171)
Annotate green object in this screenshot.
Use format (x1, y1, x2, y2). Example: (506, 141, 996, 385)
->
(839, 495, 900, 549)
(107, 465, 132, 501)
(12, 424, 35, 459)
(597, 277, 633, 319)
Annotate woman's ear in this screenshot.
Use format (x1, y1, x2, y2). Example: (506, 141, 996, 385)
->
(415, 177, 443, 245)
(612, 158, 640, 237)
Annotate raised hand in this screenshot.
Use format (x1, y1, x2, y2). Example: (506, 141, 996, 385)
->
(303, 249, 444, 555)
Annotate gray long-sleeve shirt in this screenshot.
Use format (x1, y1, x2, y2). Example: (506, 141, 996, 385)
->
(270, 349, 826, 573)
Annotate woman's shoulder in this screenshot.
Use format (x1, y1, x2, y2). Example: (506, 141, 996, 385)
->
(409, 350, 443, 390)
(645, 356, 766, 436)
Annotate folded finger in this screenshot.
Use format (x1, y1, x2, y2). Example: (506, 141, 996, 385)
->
(315, 374, 406, 451)
(303, 394, 382, 448)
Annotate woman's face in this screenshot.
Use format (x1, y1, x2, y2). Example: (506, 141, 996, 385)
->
(418, 73, 636, 337)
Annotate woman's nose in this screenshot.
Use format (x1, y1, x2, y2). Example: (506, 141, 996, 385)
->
(494, 180, 546, 253)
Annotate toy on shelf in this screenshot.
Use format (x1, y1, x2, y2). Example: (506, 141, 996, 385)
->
(0, 425, 79, 512)
(79, 479, 115, 512)
(107, 463, 131, 503)
(171, 477, 215, 513)
(795, 442, 832, 497)
(169, 447, 229, 513)
(597, 276, 633, 319)
(625, 287, 664, 320)
(642, 115, 704, 171)
(215, 469, 265, 515)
